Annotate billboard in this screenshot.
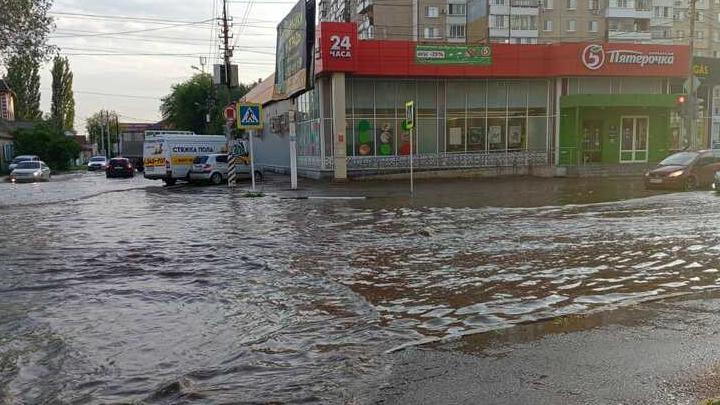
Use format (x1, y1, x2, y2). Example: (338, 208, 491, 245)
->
(274, 0, 316, 99)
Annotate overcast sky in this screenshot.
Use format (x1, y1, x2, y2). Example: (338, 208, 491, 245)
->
(39, 0, 296, 133)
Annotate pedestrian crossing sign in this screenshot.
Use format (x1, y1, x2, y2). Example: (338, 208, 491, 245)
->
(237, 103, 263, 129)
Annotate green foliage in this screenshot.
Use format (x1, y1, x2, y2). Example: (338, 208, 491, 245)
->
(50, 56, 74, 130)
(160, 73, 250, 134)
(4, 53, 42, 120)
(13, 122, 81, 170)
(85, 110, 118, 152)
(0, 0, 55, 64)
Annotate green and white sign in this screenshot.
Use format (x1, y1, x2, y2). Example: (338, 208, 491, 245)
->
(415, 45, 492, 65)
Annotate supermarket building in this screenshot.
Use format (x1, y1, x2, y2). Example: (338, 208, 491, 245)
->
(245, 22, 690, 180)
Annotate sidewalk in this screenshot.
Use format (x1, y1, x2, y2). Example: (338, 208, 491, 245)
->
(246, 174, 670, 208)
(374, 293, 720, 404)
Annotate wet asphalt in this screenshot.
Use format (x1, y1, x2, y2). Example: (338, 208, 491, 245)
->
(3, 171, 720, 403)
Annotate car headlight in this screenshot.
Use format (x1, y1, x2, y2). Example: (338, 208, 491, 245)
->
(33, 171, 41, 176)
(668, 170, 684, 178)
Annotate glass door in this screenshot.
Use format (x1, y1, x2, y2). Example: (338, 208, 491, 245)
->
(620, 116, 649, 163)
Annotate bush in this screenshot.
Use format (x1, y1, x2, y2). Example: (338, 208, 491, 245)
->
(13, 122, 81, 171)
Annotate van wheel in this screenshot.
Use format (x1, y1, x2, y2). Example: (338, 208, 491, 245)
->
(684, 175, 698, 191)
(163, 178, 177, 186)
(210, 172, 223, 185)
(254, 171, 263, 182)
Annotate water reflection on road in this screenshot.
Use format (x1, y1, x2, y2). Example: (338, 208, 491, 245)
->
(1, 173, 719, 402)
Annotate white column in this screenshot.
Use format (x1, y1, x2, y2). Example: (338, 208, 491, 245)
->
(331, 72, 347, 180)
(289, 109, 298, 189)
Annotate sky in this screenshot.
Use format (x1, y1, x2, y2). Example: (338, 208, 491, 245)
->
(38, 0, 297, 133)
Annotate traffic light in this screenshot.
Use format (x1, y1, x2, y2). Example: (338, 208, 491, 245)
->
(676, 94, 689, 119)
(696, 97, 705, 117)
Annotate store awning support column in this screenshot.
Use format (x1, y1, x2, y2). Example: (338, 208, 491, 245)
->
(332, 72, 348, 180)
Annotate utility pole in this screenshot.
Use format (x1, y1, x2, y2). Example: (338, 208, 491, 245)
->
(219, 0, 237, 187)
(100, 109, 105, 157)
(687, 0, 697, 148)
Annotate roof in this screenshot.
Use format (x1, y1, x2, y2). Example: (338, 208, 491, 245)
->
(241, 74, 276, 106)
(0, 79, 11, 93)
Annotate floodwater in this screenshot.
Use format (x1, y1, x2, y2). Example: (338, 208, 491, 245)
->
(1, 172, 720, 403)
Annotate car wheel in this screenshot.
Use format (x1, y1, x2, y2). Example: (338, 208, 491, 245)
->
(210, 172, 223, 185)
(163, 178, 177, 186)
(684, 175, 698, 191)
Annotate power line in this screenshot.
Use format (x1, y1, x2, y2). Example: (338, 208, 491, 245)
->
(51, 18, 215, 38)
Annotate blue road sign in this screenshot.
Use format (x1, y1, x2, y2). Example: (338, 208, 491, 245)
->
(238, 103, 263, 129)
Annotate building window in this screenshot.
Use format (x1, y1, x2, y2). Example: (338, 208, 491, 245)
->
(511, 15, 538, 30)
(448, 24, 466, 38)
(677, 30, 684, 39)
(424, 27, 441, 38)
(426, 6, 439, 17)
(697, 30, 704, 39)
(664, 7, 670, 17)
(663, 28, 670, 38)
(543, 19, 553, 31)
(493, 15, 507, 28)
(567, 19, 576, 31)
(589, 20, 598, 32)
(589, 0, 599, 9)
(717, 12, 720, 22)
(714, 31, 720, 42)
(448, 3, 466, 15)
(542, 0, 554, 8)
(566, 0, 576, 9)
(697, 11, 704, 21)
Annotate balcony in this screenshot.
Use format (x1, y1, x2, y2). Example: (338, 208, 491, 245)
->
(605, 7, 652, 19)
(357, 0, 373, 14)
(607, 29, 652, 41)
(489, 4, 539, 15)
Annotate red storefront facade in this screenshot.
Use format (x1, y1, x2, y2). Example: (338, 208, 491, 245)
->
(271, 22, 691, 178)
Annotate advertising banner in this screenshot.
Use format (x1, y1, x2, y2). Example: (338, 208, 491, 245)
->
(415, 45, 492, 65)
(274, 0, 316, 99)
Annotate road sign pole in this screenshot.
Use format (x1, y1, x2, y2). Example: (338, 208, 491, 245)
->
(289, 110, 298, 190)
(250, 129, 256, 192)
(410, 128, 414, 195)
(405, 100, 415, 196)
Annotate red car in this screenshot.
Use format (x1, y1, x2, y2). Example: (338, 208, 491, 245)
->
(106, 157, 135, 178)
(645, 150, 720, 190)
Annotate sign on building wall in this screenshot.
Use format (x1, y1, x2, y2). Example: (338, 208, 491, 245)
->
(415, 45, 492, 65)
(274, 0, 316, 99)
(580, 44, 675, 72)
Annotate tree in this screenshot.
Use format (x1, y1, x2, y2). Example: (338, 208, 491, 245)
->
(4, 53, 42, 120)
(13, 122, 81, 170)
(50, 56, 75, 130)
(0, 0, 55, 65)
(160, 73, 250, 134)
(85, 110, 119, 152)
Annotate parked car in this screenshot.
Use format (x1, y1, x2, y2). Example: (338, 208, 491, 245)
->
(645, 150, 720, 190)
(189, 154, 263, 185)
(87, 156, 109, 171)
(106, 157, 135, 178)
(8, 155, 39, 171)
(9, 160, 51, 183)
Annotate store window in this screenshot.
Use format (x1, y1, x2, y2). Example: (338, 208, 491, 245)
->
(418, 80, 439, 154)
(375, 80, 396, 157)
(446, 81, 466, 152)
(487, 82, 507, 151)
(353, 79, 375, 156)
(467, 81, 487, 151)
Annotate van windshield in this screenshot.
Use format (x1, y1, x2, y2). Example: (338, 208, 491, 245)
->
(193, 156, 209, 164)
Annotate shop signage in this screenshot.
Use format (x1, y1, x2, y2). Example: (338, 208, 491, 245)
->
(329, 34, 352, 58)
(415, 45, 492, 65)
(581, 44, 675, 71)
(274, 0, 316, 99)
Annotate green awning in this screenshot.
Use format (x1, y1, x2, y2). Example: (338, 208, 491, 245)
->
(560, 94, 680, 109)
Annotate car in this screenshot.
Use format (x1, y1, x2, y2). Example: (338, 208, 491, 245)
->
(9, 160, 51, 183)
(645, 150, 720, 190)
(87, 156, 108, 171)
(189, 154, 263, 185)
(106, 157, 135, 178)
(8, 155, 40, 171)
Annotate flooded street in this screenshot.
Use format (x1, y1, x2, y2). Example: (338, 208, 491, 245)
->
(2, 173, 720, 403)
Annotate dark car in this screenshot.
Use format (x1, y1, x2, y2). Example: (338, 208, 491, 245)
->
(645, 150, 720, 190)
(106, 158, 135, 178)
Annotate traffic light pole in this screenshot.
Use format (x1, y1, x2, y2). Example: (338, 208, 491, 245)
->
(687, 0, 697, 148)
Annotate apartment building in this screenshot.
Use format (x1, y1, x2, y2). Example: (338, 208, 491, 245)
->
(320, 0, 718, 53)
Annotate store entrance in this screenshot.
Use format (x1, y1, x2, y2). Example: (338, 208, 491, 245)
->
(581, 120, 603, 163)
(620, 116, 649, 163)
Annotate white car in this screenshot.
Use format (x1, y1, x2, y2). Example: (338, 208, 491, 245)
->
(10, 160, 51, 182)
(189, 154, 263, 185)
(87, 156, 108, 171)
(8, 155, 39, 171)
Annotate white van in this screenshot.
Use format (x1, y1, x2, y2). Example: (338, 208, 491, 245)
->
(143, 131, 228, 185)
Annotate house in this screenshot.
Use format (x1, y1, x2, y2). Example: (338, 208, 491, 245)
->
(0, 79, 39, 171)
